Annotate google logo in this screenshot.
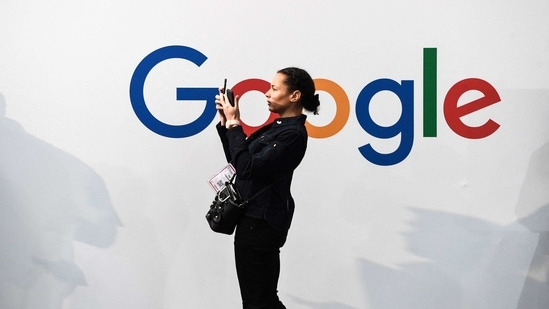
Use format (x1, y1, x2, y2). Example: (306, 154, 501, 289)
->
(130, 45, 501, 166)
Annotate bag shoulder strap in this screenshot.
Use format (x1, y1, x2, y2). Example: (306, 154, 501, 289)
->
(239, 177, 284, 207)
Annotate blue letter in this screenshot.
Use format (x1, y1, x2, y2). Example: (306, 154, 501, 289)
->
(129, 45, 217, 138)
(355, 79, 414, 166)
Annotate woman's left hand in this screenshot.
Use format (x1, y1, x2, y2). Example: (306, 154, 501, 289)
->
(215, 89, 240, 121)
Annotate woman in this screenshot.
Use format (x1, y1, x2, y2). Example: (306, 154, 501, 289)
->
(215, 67, 320, 309)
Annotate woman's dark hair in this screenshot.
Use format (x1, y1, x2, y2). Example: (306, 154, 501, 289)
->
(278, 67, 320, 115)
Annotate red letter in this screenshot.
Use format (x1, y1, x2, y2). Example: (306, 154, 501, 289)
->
(443, 78, 501, 139)
(232, 79, 277, 136)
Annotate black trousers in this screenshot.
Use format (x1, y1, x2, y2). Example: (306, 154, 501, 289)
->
(234, 216, 288, 309)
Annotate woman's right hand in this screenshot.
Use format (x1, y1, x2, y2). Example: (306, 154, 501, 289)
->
(215, 88, 227, 126)
(216, 87, 240, 125)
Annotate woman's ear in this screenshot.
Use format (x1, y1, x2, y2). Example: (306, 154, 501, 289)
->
(290, 90, 301, 103)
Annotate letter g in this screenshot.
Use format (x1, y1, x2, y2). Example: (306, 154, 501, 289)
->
(129, 45, 217, 138)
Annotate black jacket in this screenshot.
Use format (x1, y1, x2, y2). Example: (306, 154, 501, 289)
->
(216, 114, 308, 231)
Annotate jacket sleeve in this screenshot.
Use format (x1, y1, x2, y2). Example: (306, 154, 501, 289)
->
(216, 122, 232, 163)
(226, 126, 306, 180)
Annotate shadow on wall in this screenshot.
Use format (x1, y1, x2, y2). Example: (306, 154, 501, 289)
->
(358, 208, 541, 309)
(515, 141, 549, 309)
(286, 295, 359, 309)
(0, 93, 121, 309)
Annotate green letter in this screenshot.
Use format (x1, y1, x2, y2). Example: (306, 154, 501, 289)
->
(423, 48, 437, 137)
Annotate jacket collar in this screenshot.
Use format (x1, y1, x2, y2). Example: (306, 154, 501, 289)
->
(272, 114, 307, 127)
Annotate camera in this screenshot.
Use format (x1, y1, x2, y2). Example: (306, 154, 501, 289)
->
(223, 78, 235, 106)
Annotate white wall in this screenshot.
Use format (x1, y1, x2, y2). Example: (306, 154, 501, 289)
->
(1, 1, 548, 308)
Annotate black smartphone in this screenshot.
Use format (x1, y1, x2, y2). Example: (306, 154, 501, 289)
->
(223, 78, 235, 106)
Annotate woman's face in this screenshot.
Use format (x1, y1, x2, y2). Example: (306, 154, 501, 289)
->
(265, 73, 297, 115)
